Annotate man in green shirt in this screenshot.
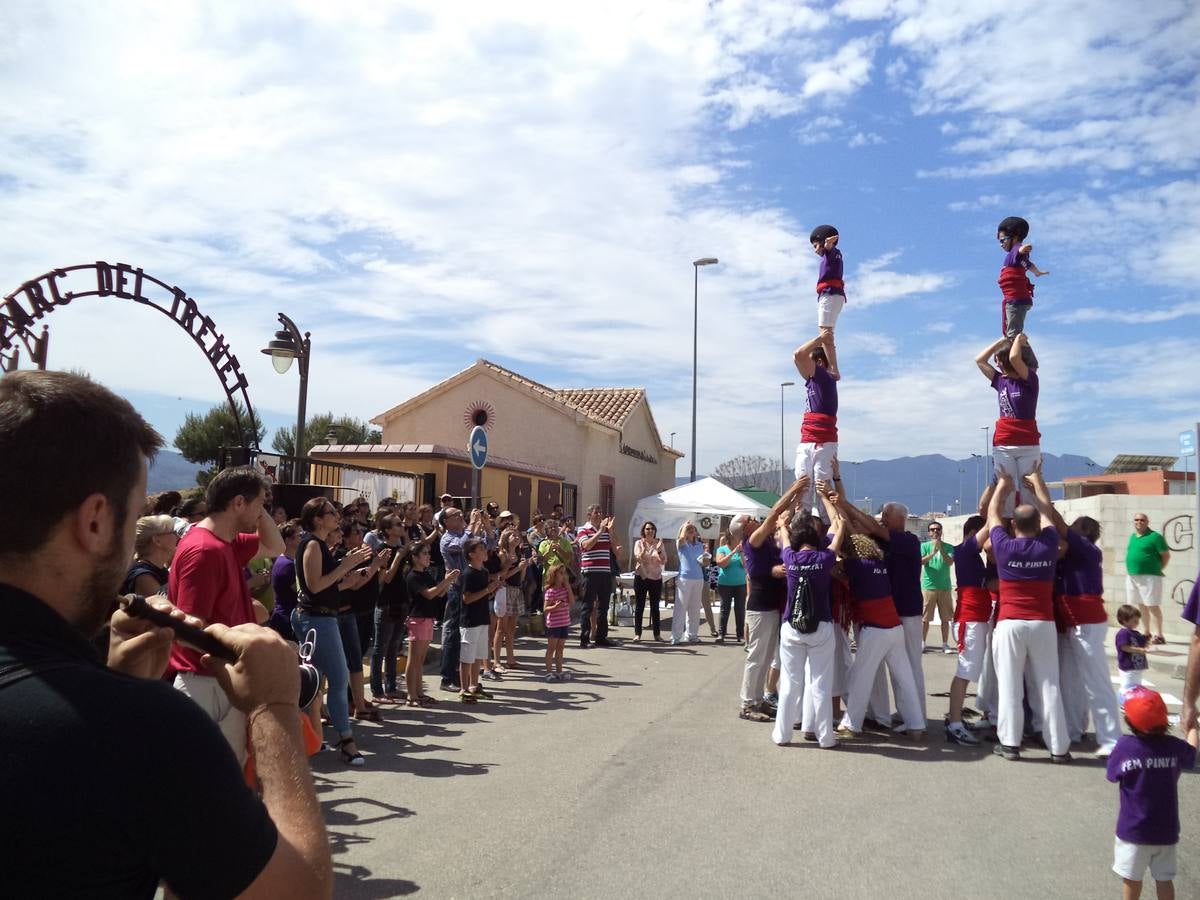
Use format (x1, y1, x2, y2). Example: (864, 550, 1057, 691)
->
(921, 521, 955, 654)
(1125, 513, 1170, 644)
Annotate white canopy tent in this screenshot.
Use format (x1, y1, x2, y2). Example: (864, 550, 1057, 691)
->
(627, 477, 772, 548)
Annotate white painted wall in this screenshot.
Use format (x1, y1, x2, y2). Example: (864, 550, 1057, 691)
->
(935, 495, 1197, 637)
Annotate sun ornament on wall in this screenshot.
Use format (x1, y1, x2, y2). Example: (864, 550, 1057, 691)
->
(464, 400, 496, 431)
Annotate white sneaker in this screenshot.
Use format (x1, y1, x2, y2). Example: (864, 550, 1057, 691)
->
(942, 644, 954, 654)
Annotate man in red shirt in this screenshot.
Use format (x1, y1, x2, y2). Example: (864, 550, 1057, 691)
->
(169, 466, 285, 763)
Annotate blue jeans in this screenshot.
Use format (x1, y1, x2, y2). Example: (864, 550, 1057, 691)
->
(294, 610, 352, 737)
(371, 607, 405, 696)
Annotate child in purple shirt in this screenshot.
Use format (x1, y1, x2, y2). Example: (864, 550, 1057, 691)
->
(996, 216, 1047, 369)
(1115, 604, 1150, 700)
(809, 224, 846, 346)
(1105, 687, 1197, 898)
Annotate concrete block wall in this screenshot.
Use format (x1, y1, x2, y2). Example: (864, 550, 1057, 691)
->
(933, 495, 1197, 638)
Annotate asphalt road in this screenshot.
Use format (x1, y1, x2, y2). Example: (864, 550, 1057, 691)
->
(312, 617, 1198, 899)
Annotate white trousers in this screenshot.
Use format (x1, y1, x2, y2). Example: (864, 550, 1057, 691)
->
(741, 610, 781, 704)
(794, 441, 838, 522)
(868, 615, 926, 725)
(671, 578, 704, 643)
(831, 625, 852, 697)
(992, 445, 1042, 518)
(992, 619, 1068, 754)
(844, 625, 924, 732)
(1058, 623, 1121, 750)
(772, 621, 836, 747)
(974, 620, 999, 717)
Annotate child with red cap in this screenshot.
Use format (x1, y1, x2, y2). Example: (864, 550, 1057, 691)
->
(1105, 687, 1198, 900)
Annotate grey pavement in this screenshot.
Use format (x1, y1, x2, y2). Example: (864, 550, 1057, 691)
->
(315, 617, 1198, 899)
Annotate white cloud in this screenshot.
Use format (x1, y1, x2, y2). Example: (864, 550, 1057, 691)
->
(947, 193, 1001, 212)
(847, 252, 956, 307)
(848, 131, 884, 148)
(1048, 301, 1200, 326)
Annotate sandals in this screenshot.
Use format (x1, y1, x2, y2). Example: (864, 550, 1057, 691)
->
(418, 694, 438, 707)
(338, 737, 365, 767)
(355, 705, 381, 722)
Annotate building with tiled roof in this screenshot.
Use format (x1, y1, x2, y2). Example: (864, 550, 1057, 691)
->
(312, 359, 682, 557)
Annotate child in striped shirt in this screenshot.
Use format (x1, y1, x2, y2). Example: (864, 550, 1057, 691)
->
(542, 563, 574, 682)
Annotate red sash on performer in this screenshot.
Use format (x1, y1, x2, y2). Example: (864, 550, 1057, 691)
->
(1060, 593, 1107, 627)
(993, 416, 1040, 445)
(801, 411, 838, 444)
(855, 595, 901, 629)
(816, 278, 845, 295)
(997, 579, 1054, 622)
(998, 266, 1033, 301)
(955, 586, 992, 624)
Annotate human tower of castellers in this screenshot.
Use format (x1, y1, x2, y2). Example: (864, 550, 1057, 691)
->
(751, 219, 1196, 769)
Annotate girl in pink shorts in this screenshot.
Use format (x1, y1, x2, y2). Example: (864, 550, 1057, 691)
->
(404, 543, 460, 707)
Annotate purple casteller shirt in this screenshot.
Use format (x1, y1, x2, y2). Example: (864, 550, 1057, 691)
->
(1115, 627, 1148, 672)
(1106, 733, 1196, 845)
(781, 547, 835, 624)
(991, 369, 1039, 421)
(1183, 575, 1199, 626)
(742, 536, 784, 612)
(885, 529, 923, 617)
(805, 365, 838, 417)
(817, 247, 844, 296)
(1058, 529, 1103, 596)
(954, 532, 987, 590)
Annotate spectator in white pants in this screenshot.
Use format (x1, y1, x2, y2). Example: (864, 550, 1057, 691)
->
(671, 522, 709, 645)
(987, 472, 1071, 762)
(792, 334, 839, 524)
(735, 478, 806, 722)
(976, 333, 1042, 519)
(772, 489, 846, 748)
(1125, 513, 1170, 645)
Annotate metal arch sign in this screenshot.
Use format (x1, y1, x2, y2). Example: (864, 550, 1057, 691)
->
(1, 261, 260, 450)
(469, 425, 488, 469)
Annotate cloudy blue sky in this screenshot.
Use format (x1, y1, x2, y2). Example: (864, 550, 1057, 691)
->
(2, 0, 1197, 474)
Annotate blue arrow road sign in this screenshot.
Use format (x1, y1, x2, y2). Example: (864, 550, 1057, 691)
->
(469, 425, 489, 469)
(1181, 430, 1196, 457)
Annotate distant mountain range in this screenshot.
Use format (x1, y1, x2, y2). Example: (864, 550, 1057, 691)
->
(682, 453, 1101, 515)
(148, 451, 205, 493)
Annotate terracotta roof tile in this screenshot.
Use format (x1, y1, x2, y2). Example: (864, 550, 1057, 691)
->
(551, 388, 643, 429)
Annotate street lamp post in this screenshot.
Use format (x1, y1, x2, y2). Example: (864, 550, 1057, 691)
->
(670, 432, 675, 448)
(957, 466, 965, 513)
(779, 381, 795, 495)
(261, 312, 311, 483)
(690, 257, 718, 483)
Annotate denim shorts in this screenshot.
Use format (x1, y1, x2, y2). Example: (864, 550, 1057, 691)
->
(545, 625, 569, 639)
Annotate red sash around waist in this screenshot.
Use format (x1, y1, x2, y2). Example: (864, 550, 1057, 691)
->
(816, 278, 845, 295)
(955, 586, 992, 623)
(855, 595, 901, 629)
(1059, 593, 1107, 627)
(998, 266, 1033, 301)
(801, 411, 838, 444)
(993, 416, 1040, 446)
(997, 579, 1054, 622)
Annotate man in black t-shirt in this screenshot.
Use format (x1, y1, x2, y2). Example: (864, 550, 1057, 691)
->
(0, 371, 332, 899)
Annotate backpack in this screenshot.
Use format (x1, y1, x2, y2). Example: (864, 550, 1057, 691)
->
(788, 573, 819, 634)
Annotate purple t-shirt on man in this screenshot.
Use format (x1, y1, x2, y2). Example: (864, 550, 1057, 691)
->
(742, 536, 784, 612)
(805, 365, 838, 417)
(781, 547, 835, 624)
(991, 369, 1039, 421)
(885, 529, 923, 617)
(954, 532, 987, 590)
(1183, 577, 1199, 626)
(1106, 733, 1196, 845)
(1058, 528, 1103, 596)
(817, 247, 844, 295)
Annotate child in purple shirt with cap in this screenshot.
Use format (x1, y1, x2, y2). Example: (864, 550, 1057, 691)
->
(809, 224, 846, 346)
(1106, 687, 1197, 900)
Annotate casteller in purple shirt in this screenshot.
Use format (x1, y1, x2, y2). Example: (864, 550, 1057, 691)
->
(1183, 576, 1199, 626)
(991, 369, 1039, 421)
(1058, 528, 1103, 596)
(817, 247, 844, 296)
(804, 365, 838, 418)
(781, 547, 835, 624)
(885, 529, 923, 617)
(1106, 733, 1196, 845)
